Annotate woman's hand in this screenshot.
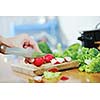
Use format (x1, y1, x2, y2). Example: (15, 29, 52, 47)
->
(0, 34, 41, 52)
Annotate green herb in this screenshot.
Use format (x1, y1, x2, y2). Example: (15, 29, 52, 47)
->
(38, 42, 53, 54)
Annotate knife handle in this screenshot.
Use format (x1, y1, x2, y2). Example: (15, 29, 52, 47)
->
(0, 43, 7, 54)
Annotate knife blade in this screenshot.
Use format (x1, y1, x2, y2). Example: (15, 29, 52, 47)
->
(0, 45, 46, 58)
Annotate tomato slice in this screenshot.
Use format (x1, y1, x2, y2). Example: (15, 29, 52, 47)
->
(54, 61, 61, 65)
(48, 68, 59, 72)
(60, 76, 69, 81)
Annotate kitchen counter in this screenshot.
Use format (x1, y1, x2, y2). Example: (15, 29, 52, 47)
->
(0, 54, 100, 83)
(0, 54, 26, 82)
(13, 68, 100, 83)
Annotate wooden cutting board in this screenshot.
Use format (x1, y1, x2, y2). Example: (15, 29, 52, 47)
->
(11, 60, 79, 76)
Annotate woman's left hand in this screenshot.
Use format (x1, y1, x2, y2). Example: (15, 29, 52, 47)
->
(7, 34, 41, 52)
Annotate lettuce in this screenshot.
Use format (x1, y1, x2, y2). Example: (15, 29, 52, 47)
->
(63, 43, 81, 59)
(84, 56, 100, 72)
(54, 42, 100, 73)
(77, 47, 99, 67)
(43, 71, 61, 79)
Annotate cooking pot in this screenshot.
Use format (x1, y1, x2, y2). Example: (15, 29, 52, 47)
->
(78, 23, 100, 49)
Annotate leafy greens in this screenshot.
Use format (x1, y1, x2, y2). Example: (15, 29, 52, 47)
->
(53, 43, 100, 73)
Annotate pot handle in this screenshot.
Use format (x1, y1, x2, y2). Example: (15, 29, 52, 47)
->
(78, 36, 93, 41)
(95, 22, 100, 29)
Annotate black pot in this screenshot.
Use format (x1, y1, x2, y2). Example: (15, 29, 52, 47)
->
(78, 29, 100, 48)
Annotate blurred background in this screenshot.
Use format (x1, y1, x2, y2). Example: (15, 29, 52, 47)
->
(0, 16, 100, 48)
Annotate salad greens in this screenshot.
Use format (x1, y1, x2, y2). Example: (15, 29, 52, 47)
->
(38, 41, 100, 73)
(53, 43, 100, 73)
(43, 71, 61, 79)
(78, 55, 100, 73)
(53, 43, 63, 58)
(63, 43, 81, 59)
(76, 47, 99, 65)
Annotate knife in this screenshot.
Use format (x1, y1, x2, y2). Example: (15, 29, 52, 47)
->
(0, 44, 46, 58)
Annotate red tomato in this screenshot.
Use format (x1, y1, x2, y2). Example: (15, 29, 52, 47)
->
(60, 76, 69, 81)
(33, 57, 44, 67)
(54, 61, 61, 65)
(48, 68, 58, 72)
(44, 54, 54, 63)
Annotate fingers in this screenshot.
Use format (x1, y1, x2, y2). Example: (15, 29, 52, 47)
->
(21, 35, 41, 52)
(29, 39, 41, 52)
(7, 33, 41, 52)
(23, 39, 41, 52)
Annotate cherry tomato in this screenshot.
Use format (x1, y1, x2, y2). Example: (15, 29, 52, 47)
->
(33, 57, 44, 67)
(44, 54, 54, 63)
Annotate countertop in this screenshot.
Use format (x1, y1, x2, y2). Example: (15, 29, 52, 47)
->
(0, 54, 100, 83)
